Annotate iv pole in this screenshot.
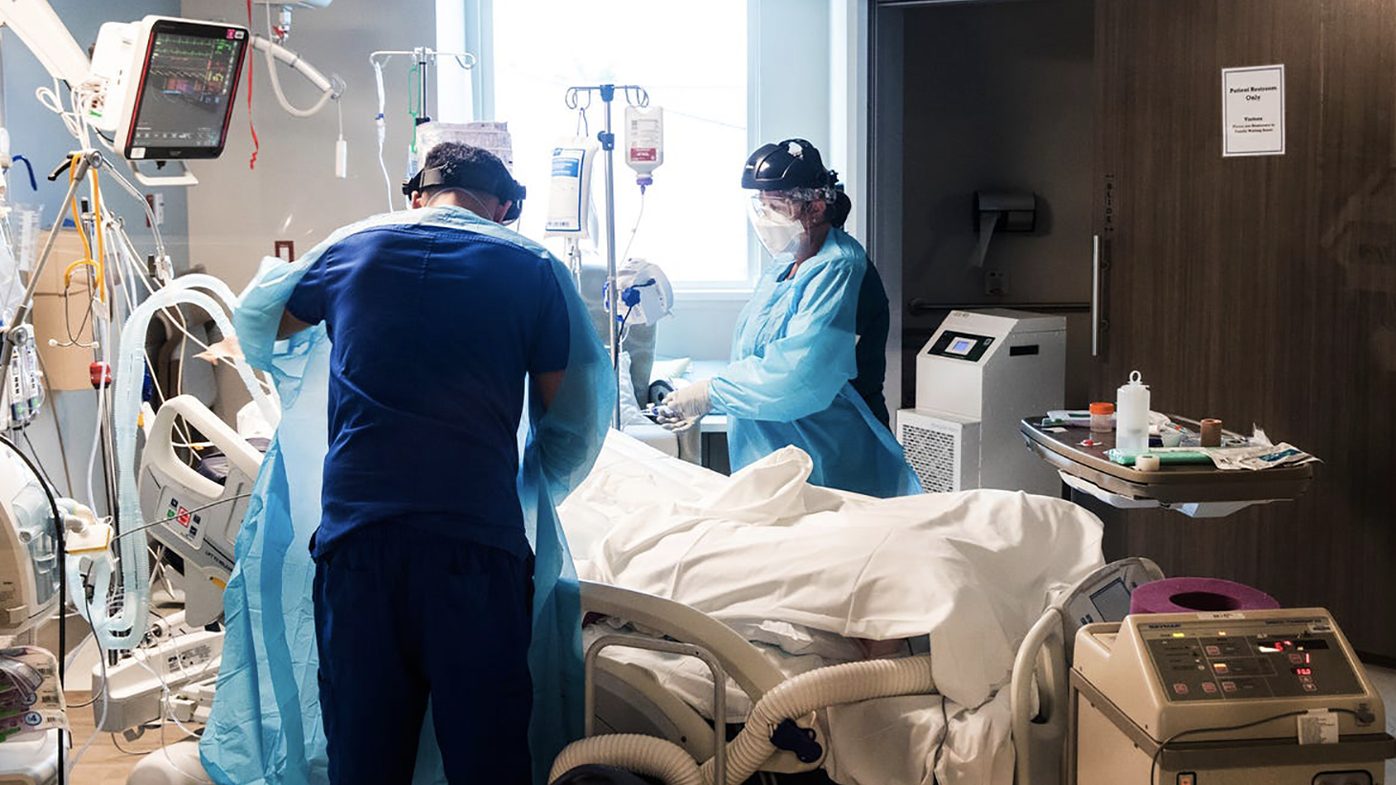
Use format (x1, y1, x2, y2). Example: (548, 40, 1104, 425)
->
(368, 47, 478, 126)
(564, 83, 649, 429)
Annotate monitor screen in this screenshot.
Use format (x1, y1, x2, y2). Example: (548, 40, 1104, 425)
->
(125, 20, 247, 160)
(1090, 578, 1133, 622)
(948, 337, 975, 355)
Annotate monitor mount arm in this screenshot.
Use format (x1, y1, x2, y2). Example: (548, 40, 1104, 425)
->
(0, 0, 90, 88)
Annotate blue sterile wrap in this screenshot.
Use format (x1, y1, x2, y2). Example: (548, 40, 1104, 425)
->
(199, 208, 614, 785)
(709, 227, 920, 498)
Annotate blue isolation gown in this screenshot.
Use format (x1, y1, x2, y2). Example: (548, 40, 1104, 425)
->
(199, 208, 614, 785)
(709, 227, 920, 498)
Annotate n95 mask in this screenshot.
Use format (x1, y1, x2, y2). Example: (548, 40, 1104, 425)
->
(748, 196, 805, 258)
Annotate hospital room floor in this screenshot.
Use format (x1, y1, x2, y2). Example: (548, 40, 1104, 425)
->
(66, 667, 1396, 784)
(67, 692, 196, 785)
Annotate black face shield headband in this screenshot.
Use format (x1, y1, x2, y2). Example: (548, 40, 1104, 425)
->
(402, 166, 527, 223)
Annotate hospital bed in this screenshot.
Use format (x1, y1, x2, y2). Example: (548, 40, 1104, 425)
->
(554, 432, 1154, 785)
(570, 563, 1159, 785)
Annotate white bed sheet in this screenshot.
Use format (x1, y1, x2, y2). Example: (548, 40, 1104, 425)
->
(562, 432, 1103, 785)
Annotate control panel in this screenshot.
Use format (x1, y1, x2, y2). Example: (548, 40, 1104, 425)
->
(924, 331, 994, 363)
(1142, 617, 1364, 702)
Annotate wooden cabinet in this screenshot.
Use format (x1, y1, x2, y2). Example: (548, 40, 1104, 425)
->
(1090, 0, 1396, 659)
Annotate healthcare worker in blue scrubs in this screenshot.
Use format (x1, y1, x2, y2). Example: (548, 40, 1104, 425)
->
(275, 142, 571, 785)
(658, 139, 920, 497)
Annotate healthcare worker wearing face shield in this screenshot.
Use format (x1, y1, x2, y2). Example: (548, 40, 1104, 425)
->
(659, 139, 921, 497)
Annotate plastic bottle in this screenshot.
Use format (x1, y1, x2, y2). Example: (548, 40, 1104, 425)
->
(1089, 402, 1114, 433)
(625, 105, 664, 189)
(1115, 370, 1151, 455)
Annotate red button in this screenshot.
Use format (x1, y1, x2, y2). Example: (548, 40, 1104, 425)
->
(1205, 645, 1221, 656)
(177, 507, 191, 526)
(1202, 682, 1218, 694)
(1173, 683, 1190, 695)
(1222, 681, 1237, 692)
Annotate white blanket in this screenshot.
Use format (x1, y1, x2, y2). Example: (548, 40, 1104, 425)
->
(561, 432, 1103, 784)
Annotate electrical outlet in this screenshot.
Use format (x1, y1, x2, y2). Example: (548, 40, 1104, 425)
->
(985, 270, 1006, 296)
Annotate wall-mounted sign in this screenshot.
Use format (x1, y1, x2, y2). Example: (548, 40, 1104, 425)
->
(1223, 64, 1286, 157)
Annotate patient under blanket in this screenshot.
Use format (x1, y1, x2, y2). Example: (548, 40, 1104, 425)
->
(559, 432, 1105, 785)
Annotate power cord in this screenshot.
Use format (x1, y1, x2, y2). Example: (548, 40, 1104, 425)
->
(1148, 707, 1372, 782)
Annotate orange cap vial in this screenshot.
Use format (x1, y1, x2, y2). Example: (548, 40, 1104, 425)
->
(1089, 402, 1115, 433)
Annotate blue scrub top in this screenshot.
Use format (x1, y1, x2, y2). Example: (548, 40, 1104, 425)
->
(286, 219, 570, 559)
(709, 227, 920, 498)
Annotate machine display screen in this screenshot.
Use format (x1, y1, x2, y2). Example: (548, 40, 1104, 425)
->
(126, 21, 247, 160)
(1089, 578, 1132, 621)
(927, 331, 994, 362)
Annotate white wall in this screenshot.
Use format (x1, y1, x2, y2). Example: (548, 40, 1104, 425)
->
(180, 0, 434, 288)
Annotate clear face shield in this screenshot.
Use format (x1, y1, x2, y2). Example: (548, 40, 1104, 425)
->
(747, 193, 806, 258)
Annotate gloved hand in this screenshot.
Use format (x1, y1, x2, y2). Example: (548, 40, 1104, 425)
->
(663, 380, 711, 420)
(646, 380, 711, 432)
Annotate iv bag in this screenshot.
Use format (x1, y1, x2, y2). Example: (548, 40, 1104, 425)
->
(545, 138, 599, 238)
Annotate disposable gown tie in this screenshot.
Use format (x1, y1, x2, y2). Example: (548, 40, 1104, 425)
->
(709, 227, 920, 498)
(199, 208, 614, 785)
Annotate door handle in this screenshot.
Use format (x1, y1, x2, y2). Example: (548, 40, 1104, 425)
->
(1091, 234, 1102, 357)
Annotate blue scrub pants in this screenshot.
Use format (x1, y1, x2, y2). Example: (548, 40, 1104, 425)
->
(313, 522, 534, 785)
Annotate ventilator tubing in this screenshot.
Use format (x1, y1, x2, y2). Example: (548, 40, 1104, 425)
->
(98, 276, 278, 651)
(549, 654, 935, 785)
(550, 736, 705, 785)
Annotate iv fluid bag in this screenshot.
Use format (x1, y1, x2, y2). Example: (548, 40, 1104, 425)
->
(625, 105, 663, 182)
(545, 138, 598, 238)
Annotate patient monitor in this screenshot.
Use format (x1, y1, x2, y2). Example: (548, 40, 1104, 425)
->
(897, 309, 1065, 494)
(88, 16, 248, 161)
(1071, 609, 1396, 784)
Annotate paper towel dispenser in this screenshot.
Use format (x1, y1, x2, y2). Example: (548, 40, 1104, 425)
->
(974, 190, 1037, 233)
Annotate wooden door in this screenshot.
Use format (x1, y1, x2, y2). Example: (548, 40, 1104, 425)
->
(1093, 0, 1396, 659)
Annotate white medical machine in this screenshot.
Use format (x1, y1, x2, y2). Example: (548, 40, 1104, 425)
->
(0, 733, 59, 785)
(90, 609, 223, 734)
(2, 1, 336, 183)
(138, 396, 262, 627)
(897, 309, 1066, 494)
(1071, 609, 1396, 785)
(86, 17, 249, 163)
(0, 451, 60, 639)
